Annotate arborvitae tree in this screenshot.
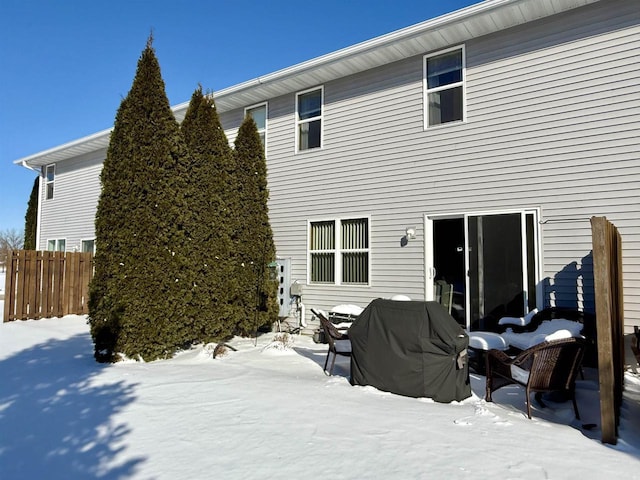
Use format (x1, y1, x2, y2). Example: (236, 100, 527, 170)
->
(231, 115, 279, 335)
(180, 87, 237, 341)
(23, 176, 38, 250)
(89, 36, 194, 362)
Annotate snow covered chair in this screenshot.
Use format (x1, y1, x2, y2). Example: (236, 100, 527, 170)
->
(328, 304, 363, 327)
(311, 308, 352, 375)
(500, 318, 585, 351)
(496, 308, 539, 330)
(497, 307, 597, 368)
(485, 337, 586, 419)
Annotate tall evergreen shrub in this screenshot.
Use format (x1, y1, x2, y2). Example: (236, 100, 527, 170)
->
(232, 115, 279, 334)
(89, 37, 194, 362)
(181, 87, 237, 341)
(23, 176, 38, 250)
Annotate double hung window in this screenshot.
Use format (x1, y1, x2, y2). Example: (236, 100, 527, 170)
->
(424, 46, 465, 127)
(245, 103, 267, 147)
(45, 164, 55, 200)
(296, 87, 323, 151)
(309, 218, 369, 285)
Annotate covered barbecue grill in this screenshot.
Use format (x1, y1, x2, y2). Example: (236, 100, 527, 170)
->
(349, 298, 471, 403)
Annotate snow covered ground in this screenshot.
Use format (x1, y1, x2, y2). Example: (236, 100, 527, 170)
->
(1, 315, 639, 479)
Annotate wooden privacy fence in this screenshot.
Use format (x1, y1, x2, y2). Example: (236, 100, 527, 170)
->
(591, 216, 624, 445)
(3, 250, 94, 322)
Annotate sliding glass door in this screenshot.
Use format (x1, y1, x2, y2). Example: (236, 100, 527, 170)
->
(426, 210, 539, 330)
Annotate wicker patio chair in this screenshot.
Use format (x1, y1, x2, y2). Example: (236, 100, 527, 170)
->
(311, 308, 352, 375)
(485, 337, 586, 419)
(495, 308, 597, 368)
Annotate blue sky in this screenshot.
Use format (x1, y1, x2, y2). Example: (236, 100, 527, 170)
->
(0, 0, 477, 232)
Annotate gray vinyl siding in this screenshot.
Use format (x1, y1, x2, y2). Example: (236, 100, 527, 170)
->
(222, 0, 640, 328)
(38, 149, 105, 251)
(33, 0, 639, 330)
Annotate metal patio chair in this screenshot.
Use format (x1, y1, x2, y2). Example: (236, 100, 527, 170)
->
(311, 308, 352, 375)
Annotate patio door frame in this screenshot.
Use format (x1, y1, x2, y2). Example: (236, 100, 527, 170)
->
(424, 208, 541, 329)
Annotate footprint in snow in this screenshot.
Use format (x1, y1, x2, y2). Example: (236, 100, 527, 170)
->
(454, 400, 512, 426)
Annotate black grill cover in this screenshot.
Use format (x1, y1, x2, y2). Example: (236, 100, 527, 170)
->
(349, 299, 471, 402)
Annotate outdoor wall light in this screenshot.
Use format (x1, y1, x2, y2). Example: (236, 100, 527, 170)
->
(405, 227, 416, 240)
(401, 227, 417, 247)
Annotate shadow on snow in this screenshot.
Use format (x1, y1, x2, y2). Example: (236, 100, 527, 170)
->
(0, 331, 145, 479)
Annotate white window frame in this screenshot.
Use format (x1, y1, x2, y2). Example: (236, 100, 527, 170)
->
(81, 238, 96, 254)
(45, 164, 55, 200)
(295, 86, 324, 153)
(245, 102, 268, 155)
(307, 216, 370, 286)
(423, 45, 466, 129)
(47, 238, 66, 252)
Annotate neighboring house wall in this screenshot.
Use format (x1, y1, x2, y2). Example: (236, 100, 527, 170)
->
(221, 0, 640, 327)
(38, 149, 105, 252)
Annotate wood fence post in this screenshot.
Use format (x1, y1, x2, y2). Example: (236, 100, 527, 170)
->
(80, 252, 93, 313)
(3, 252, 16, 322)
(591, 216, 624, 445)
(53, 252, 64, 317)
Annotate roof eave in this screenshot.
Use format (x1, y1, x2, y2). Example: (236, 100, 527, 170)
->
(14, 127, 113, 169)
(15, 0, 600, 169)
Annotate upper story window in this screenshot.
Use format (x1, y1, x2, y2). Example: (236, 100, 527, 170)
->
(309, 217, 369, 285)
(424, 46, 465, 128)
(296, 87, 323, 152)
(47, 239, 65, 252)
(45, 164, 55, 200)
(245, 103, 267, 147)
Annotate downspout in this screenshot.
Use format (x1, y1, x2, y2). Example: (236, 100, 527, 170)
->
(35, 173, 42, 251)
(299, 302, 307, 328)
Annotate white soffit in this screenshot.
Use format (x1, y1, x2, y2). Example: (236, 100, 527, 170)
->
(15, 128, 113, 169)
(15, 0, 599, 168)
